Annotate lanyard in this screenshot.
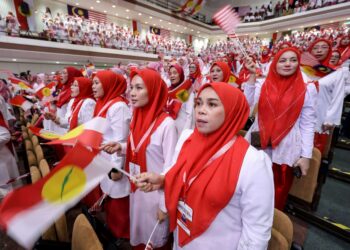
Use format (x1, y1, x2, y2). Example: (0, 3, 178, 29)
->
(130, 118, 158, 154)
(97, 99, 115, 117)
(183, 136, 237, 196)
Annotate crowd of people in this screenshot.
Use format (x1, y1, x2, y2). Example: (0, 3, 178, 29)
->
(1, 18, 349, 248)
(243, 0, 349, 22)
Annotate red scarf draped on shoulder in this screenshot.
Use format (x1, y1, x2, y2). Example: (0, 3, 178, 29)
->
(165, 82, 250, 247)
(166, 64, 192, 119)
(56, 67, 83, 108)
(258, 47, 306, 149)
(126, 69, 169, 191)
(93, 71, 128, 118)
(69, 77, 94, 129)
(307, 38, 333, 67)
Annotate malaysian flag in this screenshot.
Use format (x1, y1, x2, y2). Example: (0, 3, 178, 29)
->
(213, 5, 240, 34)
(160, 29, 171, 39)
(88, 10, 107, 23)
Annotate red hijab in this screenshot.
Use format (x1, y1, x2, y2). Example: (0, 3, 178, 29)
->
(260, 46, 271, 64)
(69, 77, 93, 129)
(189, 61, 201, 80)
(126, 69, 169, 189)
(93, 71, 127, 118)
(307, 38, 332, 66)
(329, 49, 342, 68)
(338, 35, 350, 54)
(169, 64, 185, 89)
(258, 47, 306, 149)
(210, 62, 231, 82)
(165, 82, 250, 247)
(56, 67, 83, 108)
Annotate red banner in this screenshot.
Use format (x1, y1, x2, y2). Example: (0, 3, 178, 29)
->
(13, 0, 29, 30)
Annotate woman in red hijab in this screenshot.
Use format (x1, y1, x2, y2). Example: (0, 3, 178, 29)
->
(210, 61, 242, 88)
(337, 35, 350, 55)
(244, 47, 317, 210)
(44, 67, 82, 133)
(49, 77, 95, 130)
(188, 61, 204, 92)
(135, 82, 274, 250)
(308, 38, 332, 67)
(166, 64, 195, 135)
(89, 70, 132, 239)
(102, 68, 177, 250)
(329, 49, 342, 68)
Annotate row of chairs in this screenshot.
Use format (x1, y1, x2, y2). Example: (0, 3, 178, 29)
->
(21, 123, 70, 245)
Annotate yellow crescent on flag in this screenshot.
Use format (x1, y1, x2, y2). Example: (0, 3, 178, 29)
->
(42, 87, 51, 97)
(176, 89, 190, 103)
(41, 165, 86, 203)
(18, 82, 30, 89)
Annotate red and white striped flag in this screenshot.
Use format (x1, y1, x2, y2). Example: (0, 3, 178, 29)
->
(213, 5, 240, 35)
(8, 77, 32, 91)
(88, 10, 107, 23)
(160, 29, 171, 39)
(9, 96, 33, 111)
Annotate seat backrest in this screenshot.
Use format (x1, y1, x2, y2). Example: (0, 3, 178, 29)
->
(27, 151, 37, 167)
(55, 215, 69, 242)
(268, 228, 289, 250)
(35, 145, 44, 163)
(29, 166, 41, 183)
(289, 148, 322, 203)
(31, 135, 39, 147)
(39, 159, 50, 177)
(25, 139, 33, 151)
(272, 209, 293, 249)
(72, 214, 103, 250)
(322, 128, 334, 158)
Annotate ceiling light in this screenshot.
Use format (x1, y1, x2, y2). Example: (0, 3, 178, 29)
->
(288, 28, 290, 31)
(161, 26, 164, 28)
(104, 64, 107, 66)
(126, 9, 130, 12)
(168, 22, 171, 24)
(145, 21, 148, 24)
(330, 20, 334, 23)
(149, 16, 153, 19)
(255, 32, 258, 35)
(177, 25, 179, 27)
(276, 30, 279, 32)
(56, 61, 60, 64)
(51, 72, 55, 74)
(103, 10, 107, 13)
(126, 16, 129, 19)
(314, 23, 318, 26)
(75, 3, 79, 6)
(34, 10, 38, 13)
(191, 29, 193, 31)
(184, 27, 187, 29)
(90, 7, 94, 10)
(12, 59, 17, 62)
(112, 5, 116, 8)
(153, 23, 156, 26)
(159, 19, 162, 22)
(138, 13, 142, 16)
(74, 62, 78, 65)
(197, 31, 200, 33)
(245, 33, 248, 35)
(347, 17, 350, 20)
(96, 0, 100, 3)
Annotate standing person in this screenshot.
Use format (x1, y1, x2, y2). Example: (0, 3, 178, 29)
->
(135, 82, 274, 250)
(166, 64, 195, 135)
(0, 107, 19, 198)
(103, 69, 177, 249)
(44, 67, 83, 134)
(244, 48, 317, 210)
(49, 77, 95, 130)
(91, 71, 132, 239)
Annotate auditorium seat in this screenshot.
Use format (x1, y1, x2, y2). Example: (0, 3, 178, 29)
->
(268, 209, 293, 250)
(289, 148, 321, 208)
(72, 214, 103, 250)
(27, 150, 37, 166)
(29, 166, 41, 183)
(35, 145, 45, 163)
(39, 159, 50, 177)
(31, 135, 39, 147)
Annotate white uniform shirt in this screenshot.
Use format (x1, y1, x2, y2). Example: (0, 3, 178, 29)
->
(170, 129, 274, 250)
(59, 98, 96, 130)
(122, 117, 178, 247)
(100, 101, 132, 199)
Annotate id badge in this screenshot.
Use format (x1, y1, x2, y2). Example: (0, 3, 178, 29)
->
(129, 162, 141, 177)
(178, 201, 193, 222)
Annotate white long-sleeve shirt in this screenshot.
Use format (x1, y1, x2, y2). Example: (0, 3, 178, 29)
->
(59, 98, 96, 130)
(316, 68, 348, 132)
(244, 81, 317, 166)
(171, 129, 274, 250)
(124, 117, 178, 247)
(99, 101, 132, 199)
